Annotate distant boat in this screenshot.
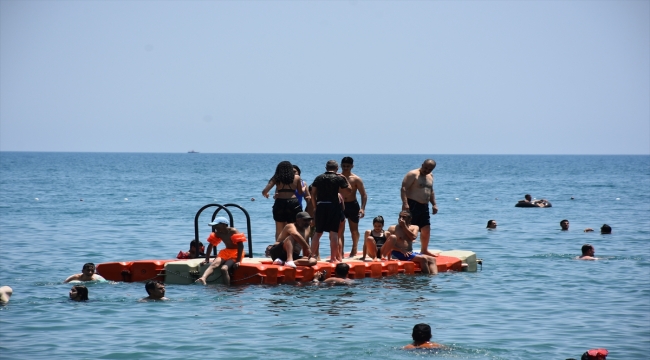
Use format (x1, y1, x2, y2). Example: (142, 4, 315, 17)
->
(187, 150, 199, 153)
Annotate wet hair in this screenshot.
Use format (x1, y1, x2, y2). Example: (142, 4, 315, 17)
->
(145, 280, 164, 295)
(412, 323, 432, 342)
(292, 165, 301, 175)
(600, 224, 611, 234)
(341, 157, 353, 165)
(561, 219, 569, 224)
(72, 285, 89, 301)
(82, 263, 95, 271)
(326, 160, 338, 171)
(373, 216, 384, 225)
(581, 244, 594, 255)
(525, 194, 532, 201)
(334, 263, 350, 277)
(272, 161, 295, 185)
(487, 220, 496, 228)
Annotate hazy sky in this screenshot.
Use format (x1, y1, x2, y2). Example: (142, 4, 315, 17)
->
(1, 0, 648, 154)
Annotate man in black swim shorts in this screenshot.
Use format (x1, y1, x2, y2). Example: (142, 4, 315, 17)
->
(339, 157, 368, 258)
(400, 159, 438, 257)
(310, 160, 351, 263)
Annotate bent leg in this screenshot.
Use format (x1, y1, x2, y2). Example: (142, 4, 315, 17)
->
(196, 257, 223, 285)
(295, 257, 317, 267)
(364, 236, 377, 260)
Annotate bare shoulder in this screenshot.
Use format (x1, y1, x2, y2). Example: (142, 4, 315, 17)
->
(387, 225, 397, 232)
(409, 224, 419, 233)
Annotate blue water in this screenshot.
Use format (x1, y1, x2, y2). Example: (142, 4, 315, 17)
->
(1, 153, 649, 359)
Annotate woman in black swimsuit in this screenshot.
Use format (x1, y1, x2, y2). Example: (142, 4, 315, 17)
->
(262, 161, 305, 240)
(361, 216, 391, 261)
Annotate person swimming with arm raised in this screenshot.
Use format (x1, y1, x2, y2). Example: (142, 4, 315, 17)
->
(196, 217, 247, 286)
(313, 263, 353, 286)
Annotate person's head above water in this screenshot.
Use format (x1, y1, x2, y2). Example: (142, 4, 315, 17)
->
(525, 194, 532, 202)
(326, 160, 338, 171)
(581, 244, 595, 256)
(334, 263, 350, 278)
(412, 323, 433, 343)
(145, 280, 166, 299)
(69, 285, 88, 301)
(600, 224, 611, 234)
(560, 219, 569, 231)
(486, 220, 497, 229)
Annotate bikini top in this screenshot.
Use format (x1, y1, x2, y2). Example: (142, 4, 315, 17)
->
(371, 230, 386, 242)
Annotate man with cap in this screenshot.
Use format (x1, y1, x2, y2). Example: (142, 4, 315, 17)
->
(268, 212, 317, 268)
(196, 217, 247, 286)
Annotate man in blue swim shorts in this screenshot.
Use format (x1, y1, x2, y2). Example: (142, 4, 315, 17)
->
(383, 211, 438, 275)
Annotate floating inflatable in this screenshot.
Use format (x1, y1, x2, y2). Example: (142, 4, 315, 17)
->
(515, 199, 552, 208)
(96, 203, 480, 285)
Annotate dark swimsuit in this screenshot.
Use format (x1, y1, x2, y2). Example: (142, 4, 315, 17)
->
(370, 230, 386, 255)
(272, 184, 302, 223)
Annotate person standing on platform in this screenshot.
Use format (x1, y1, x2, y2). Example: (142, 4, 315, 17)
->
(401, 159, 438, 256)
(262, 161, 305, 240)
(338, 157, 367, 258)
(310, 160, 351, 263)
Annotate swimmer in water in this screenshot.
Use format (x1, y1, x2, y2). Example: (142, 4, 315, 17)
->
(142, 280, 168, 301)
(69, 285, 89, 301)
(560, 219, 569, 231)
(64, 263, 106, 283)
(486, 220, 497, 229)
(577, 244, 598, 260)
(403, 323, 444, 350)
(313, 263, 353, 285)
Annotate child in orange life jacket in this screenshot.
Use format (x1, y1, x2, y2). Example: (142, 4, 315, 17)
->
(195, 217, 246, 286)
(177, 239, 205, 259)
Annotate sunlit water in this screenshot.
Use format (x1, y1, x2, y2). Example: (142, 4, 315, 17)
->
(1, 153, 648, 359)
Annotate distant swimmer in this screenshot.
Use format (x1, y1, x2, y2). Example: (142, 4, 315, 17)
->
(577, 244, 598, 260)
(486, 220, 497, 229)
(0, 286, 13, 305)
(268, 212, 317, 268)
(584, 224, 612, 234)
(403, 323, 444, 350)
(69, 285, 89, 302)
(196, 217, 247, 286)
(516, 194, 551, 208)
(64, 263, 106, 283)
(142, 280, 168, 301)
(362, 216, 391, 261)
(560, 219, 569, 231)
(383, 211, 438, 275)
(401, 159, 438, 256)
(339, 157, 368, 257)
(313, 263, 353, 285)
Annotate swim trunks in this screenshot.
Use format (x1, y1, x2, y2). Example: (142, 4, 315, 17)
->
(315, 202, 340, 233)
(272, 198, 302, 223)
(269, 243, 302, 262)
(391, 251, 419, 261)
(343, 200, 360, 223)
(407, 198, 430, 228)
(217, 248, 243, 261)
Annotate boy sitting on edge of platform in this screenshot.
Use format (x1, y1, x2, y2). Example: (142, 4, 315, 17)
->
(196, 217, 246, 286)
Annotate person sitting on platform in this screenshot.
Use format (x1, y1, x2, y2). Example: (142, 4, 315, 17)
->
(142, 280, 168, 301)
(268, 212, 317, 268)
(196, 217, 247, 286)
(313, 263, 353, 285)
(403, 323, 444, 350)
(64, 263, 106, 283)
(382, 211, 438, 275)
(362, 216, 391, 261)
(69, 285, 89, 302)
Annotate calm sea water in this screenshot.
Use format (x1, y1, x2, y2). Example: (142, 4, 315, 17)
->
(1, 153, 648, 359)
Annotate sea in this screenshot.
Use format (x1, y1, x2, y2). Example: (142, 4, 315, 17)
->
(0, 152, 648, 360)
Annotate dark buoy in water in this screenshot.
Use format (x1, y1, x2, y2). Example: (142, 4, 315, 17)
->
(251, 198, 255, 201)
(80, 199, 83, 201)
(571, 197, 574, 200)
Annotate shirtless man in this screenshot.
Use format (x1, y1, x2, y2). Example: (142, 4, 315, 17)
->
(313, 263, 353, 285)
(269, 212, 317, 268)
(196, 217, 247, 286)
(383, 211, 438, 275)
(311, 160, 351, 263)
(560, 219, 569, 231)
(64, 263, 106, 283)
(338, 157, 368, 257)
(403, 323, 444, 350)
(401, 159, 438, 256)
(141, 280, 168, 301)
(577, 244, 598, 260)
